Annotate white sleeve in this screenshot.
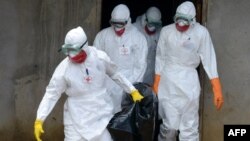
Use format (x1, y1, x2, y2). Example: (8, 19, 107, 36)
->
(97, 50, 135, 93)
(131, 32, 148, 82)
(155, 29, 166, 75)
(198, 28, 219, 79)
(93, 31, 105, 51)
(36, 62, 67, 121)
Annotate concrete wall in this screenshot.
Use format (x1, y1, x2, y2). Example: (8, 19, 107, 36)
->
(0, 0, 101, 140)
(202, 0, 250, 140)
(1, 0, 250, 140)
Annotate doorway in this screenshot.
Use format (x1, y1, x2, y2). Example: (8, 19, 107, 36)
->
(101, 0, 202, 29)
(100, 0, 205, 140)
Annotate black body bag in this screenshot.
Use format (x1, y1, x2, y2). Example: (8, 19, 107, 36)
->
(107, 82, 158, 141)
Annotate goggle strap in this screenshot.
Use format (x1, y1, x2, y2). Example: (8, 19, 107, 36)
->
(58, 39, 88, 53)
(80, 40, 88, 49)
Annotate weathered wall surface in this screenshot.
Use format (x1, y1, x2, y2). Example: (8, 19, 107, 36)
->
(2, 0, 250, 140)
(202, 0, 250, 140)
(0, 0, 101, 140)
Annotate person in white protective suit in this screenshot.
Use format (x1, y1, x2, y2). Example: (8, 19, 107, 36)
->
(133, 6, 162, 86)
(152, 2, 224, 141)
(93, 4, 148, 113)
(33, 26, 144, 141)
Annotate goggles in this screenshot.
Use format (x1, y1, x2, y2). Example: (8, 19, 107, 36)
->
(146, 18, 162, 28)
(110, 19, 128, 28)
(173, 13, 194, 25)
(59, 40, 87, 56)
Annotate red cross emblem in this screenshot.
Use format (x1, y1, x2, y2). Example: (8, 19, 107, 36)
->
(84, 76, 92, 83)
(121, 48, 129, 55)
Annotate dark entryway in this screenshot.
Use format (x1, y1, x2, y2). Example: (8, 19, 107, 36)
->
(100, 0, 204, 140)
(101, 0, 202, 29)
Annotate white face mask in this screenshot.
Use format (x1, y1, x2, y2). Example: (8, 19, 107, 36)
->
(114, 26, 125, 31)
(176, 19, 189, 26)
(68, 51, 79, 57)
(146, 25, 156, 31)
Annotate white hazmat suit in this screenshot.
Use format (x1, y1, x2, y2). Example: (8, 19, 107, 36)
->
(35, 26, 141, 141)
(133, 7, 162, 85)
(153, 2, 224, 141)
(94, 4, 148, 113)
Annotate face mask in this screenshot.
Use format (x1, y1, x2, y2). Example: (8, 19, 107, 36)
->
(114, 27, 125, 36)
(175, 19, 190, 32)
(147, 24, 156, 31)
(69, 50, 87, 64)
(175, 23, 190, 32)
(174, 15, 192, 32)
(145, 25, 156, 35)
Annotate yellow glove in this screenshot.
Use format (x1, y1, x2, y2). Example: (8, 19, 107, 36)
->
(152, 74, 161, 94)
(130, 89, 144, 102)
(34, 119, 44, 141)
(211, 78, 224, 110)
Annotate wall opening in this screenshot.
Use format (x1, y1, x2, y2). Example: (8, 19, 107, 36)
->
(101, 0, 202, 29)
(101, 0, 204, 140)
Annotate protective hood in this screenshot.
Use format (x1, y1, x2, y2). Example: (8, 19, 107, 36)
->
(64, 26, 88, 50)
(110, 4, 132, 36)
(174, 1, 196, 31)
(146, 7, 162, 24)
(61, 26, 89, 63)
(176, 1, 196, 19)
(60, 26, 89, 54)
(111, 4, 130, 23)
